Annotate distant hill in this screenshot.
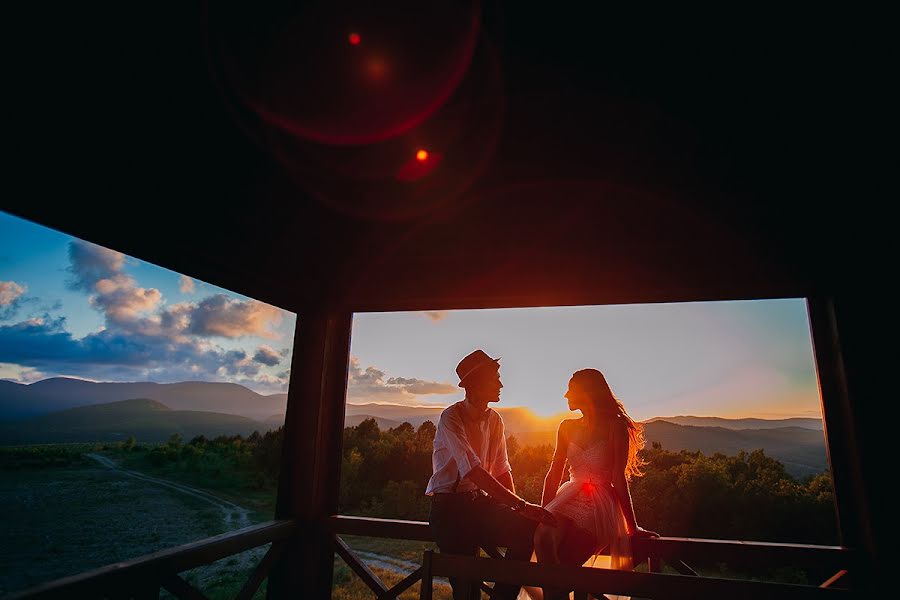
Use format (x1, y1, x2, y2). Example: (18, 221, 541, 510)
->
(0, 378, 287, 421)
(0, 398, 270, 444)
(642, 421, 827, 478)
(644, 415, 822, 430)
(342, 405, 829, 476)
(343, 402, 575, 433)
(345, 414, 403, 430)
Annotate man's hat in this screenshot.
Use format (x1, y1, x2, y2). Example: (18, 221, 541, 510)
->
(456, 349, 500, 387)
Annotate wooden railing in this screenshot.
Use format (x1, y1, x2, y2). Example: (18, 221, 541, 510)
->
(329, 515, 859, 599)
(10, 515, 859, 599)
(7, 520, 297, 600)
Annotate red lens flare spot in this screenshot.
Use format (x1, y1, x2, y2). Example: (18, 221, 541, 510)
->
(348, 32, 361, 46)
(396, 151, 442, 182)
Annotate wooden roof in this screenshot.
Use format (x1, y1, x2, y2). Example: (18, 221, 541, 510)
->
(7, 5, 871, 312)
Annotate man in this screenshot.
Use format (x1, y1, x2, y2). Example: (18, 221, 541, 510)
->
(426, 349, 557, 600)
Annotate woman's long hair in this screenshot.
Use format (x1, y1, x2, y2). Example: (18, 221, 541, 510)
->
(572, 368, 646, 479)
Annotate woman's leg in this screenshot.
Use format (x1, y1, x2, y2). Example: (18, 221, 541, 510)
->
(535, 515, 578, 600)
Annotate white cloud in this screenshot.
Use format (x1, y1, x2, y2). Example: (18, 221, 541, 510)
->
(188, 295, 285, 339)
(347, 356, 457, 405)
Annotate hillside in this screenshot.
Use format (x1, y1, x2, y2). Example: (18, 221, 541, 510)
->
(0, 398, 269, 444)
(0, 378, 287, 421)
(644, 415, 822, 430)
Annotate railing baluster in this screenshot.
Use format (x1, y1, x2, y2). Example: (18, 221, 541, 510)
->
(669, 559, 699, 576)
(333, 534, 390, 596)
(379, 566, 423, 600)
(160, 573, 210, 600)
(234, 541, 287, 600)
(820, 569, 849, 588)
(420, 551, 434, 600)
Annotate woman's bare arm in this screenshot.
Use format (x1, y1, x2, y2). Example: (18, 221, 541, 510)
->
(541, 421, 569, 506)
(612, 425, 640, 535)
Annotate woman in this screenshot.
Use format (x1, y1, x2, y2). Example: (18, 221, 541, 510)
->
(532, 369, 657, 599)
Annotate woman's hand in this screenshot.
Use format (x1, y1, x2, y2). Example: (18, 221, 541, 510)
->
(631, 526, 659, 538)
(521, 502, 559, 527)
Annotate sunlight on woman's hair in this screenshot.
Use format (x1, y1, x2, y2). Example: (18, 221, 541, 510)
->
(572, 368, 647, 479)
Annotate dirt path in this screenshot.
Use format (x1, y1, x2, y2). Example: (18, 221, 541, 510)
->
(85, 453, 251, 529)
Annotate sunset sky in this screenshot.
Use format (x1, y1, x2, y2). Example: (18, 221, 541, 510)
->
(2, 210, 823, 420)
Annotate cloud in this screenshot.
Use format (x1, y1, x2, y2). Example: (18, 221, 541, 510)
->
(90, 274, 163, 325)
(347, 356, 457, 405)
(0, 281, 27, 320)
(422, 311, 448, 322)
(0, 362, 47, 383)
(179, 275, 195, 294)
(253, 345, 282, 366)
(0, 314, 287, 385)
(1, 239, 295, 394)
(65, 241, 163, 328)
(0, 281, 26, 306)
(385, 376, 457, 395)
(66, 241, 125, 292)
(188, 294, 284, 339)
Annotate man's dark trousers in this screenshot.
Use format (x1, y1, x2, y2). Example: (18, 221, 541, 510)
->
(429, 492, 538, 600)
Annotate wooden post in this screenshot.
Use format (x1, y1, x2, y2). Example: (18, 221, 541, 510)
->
(420, 551, 434, 600)
(806, 296, 873, 559)
(268, 308, 353, 599)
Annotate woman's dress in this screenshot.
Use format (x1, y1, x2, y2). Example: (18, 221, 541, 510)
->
(544, 439, 633, 570)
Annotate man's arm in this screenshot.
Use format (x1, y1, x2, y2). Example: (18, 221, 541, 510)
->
(496, 470, 515, 494)
(466, 466, 557, 526)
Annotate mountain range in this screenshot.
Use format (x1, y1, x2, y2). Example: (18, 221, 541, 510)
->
(1, 378, 827, 477)
(0, 378, 287, 421)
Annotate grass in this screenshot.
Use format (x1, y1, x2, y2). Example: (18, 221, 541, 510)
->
(0, 461, 225, 595)
(104, 445, 277, 522)
(333, 556, 453, 600)
(340, 534, 439, 563)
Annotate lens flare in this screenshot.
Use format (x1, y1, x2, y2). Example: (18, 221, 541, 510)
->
(348, 32, 361, 45)
(416, 149, 429, 161)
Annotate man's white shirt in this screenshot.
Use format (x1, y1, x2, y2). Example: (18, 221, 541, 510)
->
(425, 400, 512, 495)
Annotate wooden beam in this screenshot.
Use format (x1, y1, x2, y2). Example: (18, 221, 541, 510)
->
(234, 542, 286, 600)
(428, 553, 852, 599)
(333, 535, 389, 596)
(160, 574, 210, 600)
(269, 309, 353, 599)
(7, 520, 296, 600)
(380, 567, 422, 600)
(820, 570, 848, 589)
(419, 551, 433, 600)
(329, 514, 433, 541)
(807, 297, 874, 557)
(633, 536, 854, 573)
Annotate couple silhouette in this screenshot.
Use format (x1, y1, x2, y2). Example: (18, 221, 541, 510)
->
(425, 349, 658, 600)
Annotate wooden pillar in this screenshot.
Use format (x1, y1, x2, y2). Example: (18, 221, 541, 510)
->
(806, 297, 873, 558)
(268, 307, 352, 599)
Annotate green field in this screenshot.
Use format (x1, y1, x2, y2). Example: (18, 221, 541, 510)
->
(0, 444, 436, 598)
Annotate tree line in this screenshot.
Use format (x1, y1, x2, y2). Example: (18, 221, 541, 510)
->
(338, 418, 838, 545)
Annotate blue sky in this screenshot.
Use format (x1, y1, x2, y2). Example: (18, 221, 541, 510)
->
(348, 301, 824, 420)
(1, 211, 296, 394)
(2, 210, 824, 420)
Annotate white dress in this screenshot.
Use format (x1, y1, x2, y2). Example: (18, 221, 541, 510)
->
(516, 439, 632, 600)
(544, 440, 633, 571)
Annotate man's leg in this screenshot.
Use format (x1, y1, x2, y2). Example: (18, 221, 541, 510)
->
(429, 497, 481, 600)
(472, 496, 539, 600)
